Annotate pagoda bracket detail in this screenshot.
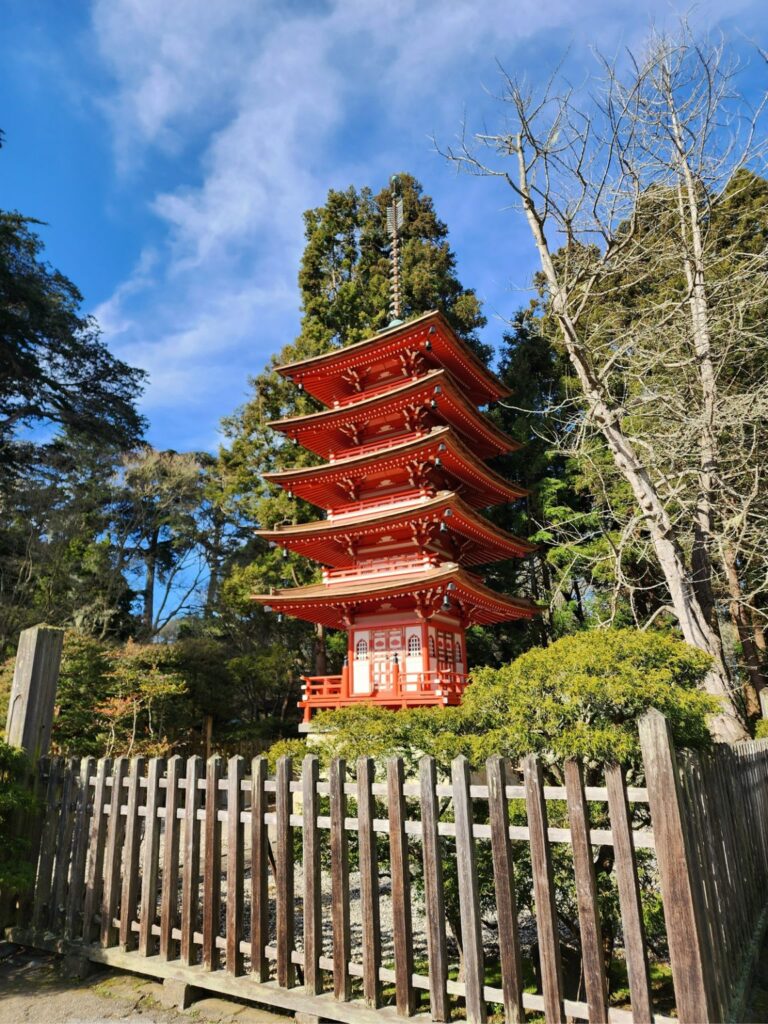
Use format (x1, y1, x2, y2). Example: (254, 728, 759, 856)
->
(399, 348, 425, 378)
(338, 476, 359, 501)
(339, 421, 363, 446)
(341, 367, 364, 392)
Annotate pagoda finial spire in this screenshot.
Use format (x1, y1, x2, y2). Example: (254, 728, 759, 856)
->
(386, 175, 404, 327)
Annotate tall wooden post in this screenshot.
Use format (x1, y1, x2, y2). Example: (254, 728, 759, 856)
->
(5, 626, 64, 758)
(638, 709, 713, 1023)
(1, 626, 63, 929)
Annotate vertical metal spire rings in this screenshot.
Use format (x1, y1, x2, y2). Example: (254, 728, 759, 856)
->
(386, 175, 404, 327)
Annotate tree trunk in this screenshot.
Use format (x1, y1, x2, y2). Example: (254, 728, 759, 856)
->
(447, 913, 465, 983)
(515, 143, 747, 741)
(142, 526, 159, 636)
(724, 544, 766, 714)
(666, 92, 755, 733)
(204, 512, 223, 618)
(204, 714, 213, 760)
(572, 578, 586, 625)
(751, 608, 767, 654)
(666, 103, 727, 681)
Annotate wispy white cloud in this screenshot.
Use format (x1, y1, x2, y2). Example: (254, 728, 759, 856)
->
(91, 0, 264, 162)
(88, 0, 763, 449)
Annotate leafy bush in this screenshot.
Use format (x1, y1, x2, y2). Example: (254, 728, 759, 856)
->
(314, 629, 716, 774)
(52, 633, 188, 757)
(46, 631, 300, 759)
(263, 737, 310, 772)
(464, 628, 716, 769)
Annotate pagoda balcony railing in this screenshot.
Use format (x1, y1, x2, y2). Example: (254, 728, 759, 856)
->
(331, 430, 426, 463)
(332, 372, 418, 407)
(322, 554, 439, 583)
(326, 489, 432, 521)
(299, 667, 469, 722)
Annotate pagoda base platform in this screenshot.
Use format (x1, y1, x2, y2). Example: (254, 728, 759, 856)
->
(299, 669, 468, 723)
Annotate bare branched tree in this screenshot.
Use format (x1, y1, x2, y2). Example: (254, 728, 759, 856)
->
(446, 26, 768, 740)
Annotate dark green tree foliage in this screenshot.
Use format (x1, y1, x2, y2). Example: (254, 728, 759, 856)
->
(0, 740, 36, 891)
(482, 310, 583, 652)
(0, 202, 147, 654)
(0, 212, 146, 477)
(0, 432, 137, 651)
(297, 177, 489, 357)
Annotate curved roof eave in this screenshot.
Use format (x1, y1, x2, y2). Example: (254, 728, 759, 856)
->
(274, 309, 510, 403)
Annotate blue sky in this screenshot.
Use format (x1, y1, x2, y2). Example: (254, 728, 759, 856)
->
(2, 0, 766, 453)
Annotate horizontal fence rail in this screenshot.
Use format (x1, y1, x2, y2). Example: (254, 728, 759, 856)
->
(7, 711, 768, 1024)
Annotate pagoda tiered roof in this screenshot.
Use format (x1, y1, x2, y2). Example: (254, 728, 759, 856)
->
(269, 369, 517, 460)
(257, 490, 534, 567)
(253, 305, 538, 675)
(262, 426, 528, 511)
(259, 562, 537, 629)
(275, 309, 509, 407)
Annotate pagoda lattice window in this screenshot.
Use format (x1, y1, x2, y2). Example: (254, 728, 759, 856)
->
(355, 639, 369, 661)
(407, 634, 422, 657)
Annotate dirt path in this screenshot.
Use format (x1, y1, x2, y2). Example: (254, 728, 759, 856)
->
(0, 946, 294, 1024)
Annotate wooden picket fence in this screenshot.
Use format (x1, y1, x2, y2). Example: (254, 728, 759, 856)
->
(6, 709, 768, 1024)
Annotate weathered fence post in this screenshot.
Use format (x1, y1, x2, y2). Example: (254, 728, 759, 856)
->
(420, 755, 450, 1022)
(638, 708, 713, 1024)
(275, 755, 295, 988)
(5, 625, 64, 758)
(331, 757, 352, 1002)
(453, 755, 486, 1024)
(523, 754, 564, 1024)
(302, 754, 322, 997)
(564, 759, 609, 1024)
(1, 627, 63, 928)
(388, 756, 416, 1018)
(487, 756, 524, 1024)
(357, 756, 382, 1009)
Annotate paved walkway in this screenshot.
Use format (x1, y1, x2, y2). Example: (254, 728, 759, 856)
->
(0, 946, 294, 1024)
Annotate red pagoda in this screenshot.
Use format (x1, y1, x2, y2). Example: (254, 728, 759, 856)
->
(252, 309, 538, 723)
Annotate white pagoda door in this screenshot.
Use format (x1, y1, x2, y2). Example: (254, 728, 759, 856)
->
(404, 626, 425, 690)
(351, 631, 371, 694)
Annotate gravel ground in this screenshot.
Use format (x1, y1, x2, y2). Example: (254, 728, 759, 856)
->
(0, 946, 294, 1024)
(292, 866, 431, 964)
